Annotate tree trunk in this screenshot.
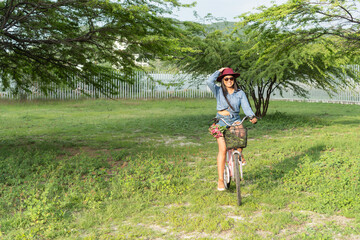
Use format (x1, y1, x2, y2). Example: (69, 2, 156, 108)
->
(249, 75, 277, 118)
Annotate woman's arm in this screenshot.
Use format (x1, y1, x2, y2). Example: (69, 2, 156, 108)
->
(240, 91, 258, 124)
(206, 70, 221, 96)
(206, 68, 229, 96)
(240, 91, 255, 117)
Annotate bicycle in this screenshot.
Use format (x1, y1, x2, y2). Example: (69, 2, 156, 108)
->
(220, 116, 252, 206)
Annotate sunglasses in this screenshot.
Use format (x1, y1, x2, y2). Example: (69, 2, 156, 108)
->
(223, 77, 234, 82)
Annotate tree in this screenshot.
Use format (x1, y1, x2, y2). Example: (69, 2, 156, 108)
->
(240, 0, 360, 54)
(233, 29, 358, 117)
(234, 0, 360, 116)
(0, 0, 191, 95)
(171, 18, 359, 117)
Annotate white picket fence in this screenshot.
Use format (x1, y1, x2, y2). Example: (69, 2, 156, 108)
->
(271, 83, 360, 104)
(1, 72, 360, 104)
(0, 72, 213, 100)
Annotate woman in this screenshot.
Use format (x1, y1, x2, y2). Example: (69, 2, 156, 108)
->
(207, 67, 257, 191)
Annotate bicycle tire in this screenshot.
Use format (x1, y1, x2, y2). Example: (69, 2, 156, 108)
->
(233, 152, 242, 206)
(224, 150, 231, 189)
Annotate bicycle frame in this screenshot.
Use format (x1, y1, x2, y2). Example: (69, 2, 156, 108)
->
(224, 149, 243, 187)
(219, 115, 257, 205)
(221, 116, 252, 204)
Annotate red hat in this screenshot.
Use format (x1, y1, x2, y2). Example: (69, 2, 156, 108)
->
(216, 68, 240, 82)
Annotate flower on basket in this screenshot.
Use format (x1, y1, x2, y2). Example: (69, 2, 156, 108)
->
(209, 123, 227, 138)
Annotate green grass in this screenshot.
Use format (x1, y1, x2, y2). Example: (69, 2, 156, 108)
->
(0, 98, 359, 239)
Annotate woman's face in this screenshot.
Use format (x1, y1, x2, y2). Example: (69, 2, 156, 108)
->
(222, 75, 235, 88)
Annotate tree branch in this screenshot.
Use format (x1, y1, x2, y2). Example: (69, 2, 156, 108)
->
(1, 0, 15, 30)
(316, 9, 360, 25)
(339, 5, 354, 22)
(2, 25, 113, 45)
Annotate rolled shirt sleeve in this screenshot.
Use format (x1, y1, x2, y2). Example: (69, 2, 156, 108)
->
(239, 91, 255, 117)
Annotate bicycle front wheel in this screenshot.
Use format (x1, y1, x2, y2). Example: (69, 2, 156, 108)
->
(224, 163, 231, 189)
(224, 150, 232, 189)
(233, 152, 242, 206)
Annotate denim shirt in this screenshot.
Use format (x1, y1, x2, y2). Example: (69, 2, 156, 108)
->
(207, 70, 255, 117)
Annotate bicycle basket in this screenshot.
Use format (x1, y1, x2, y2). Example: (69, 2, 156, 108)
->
(224, 126, 247, 149)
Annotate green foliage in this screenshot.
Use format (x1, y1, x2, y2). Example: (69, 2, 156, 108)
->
(170, 1, 360, 117)
(238, 0, 360, 82)
(240, 0, 360, 52)
(0, 0, 190, 95)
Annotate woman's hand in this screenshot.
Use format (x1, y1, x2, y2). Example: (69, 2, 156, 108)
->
(218, 67, 229, 73)
(250, 117, 257, 124)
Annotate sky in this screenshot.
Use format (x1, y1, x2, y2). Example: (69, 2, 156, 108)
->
(173, 0, 288, 22)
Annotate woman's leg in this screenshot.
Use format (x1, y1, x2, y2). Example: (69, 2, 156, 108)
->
(216, 137, 227, 189)
(237, 148, 246, 164)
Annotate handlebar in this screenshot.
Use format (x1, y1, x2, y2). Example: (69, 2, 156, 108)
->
(220, 115, 258, 127)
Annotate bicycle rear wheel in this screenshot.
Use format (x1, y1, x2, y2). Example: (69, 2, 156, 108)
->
(233, 152, 242, 206)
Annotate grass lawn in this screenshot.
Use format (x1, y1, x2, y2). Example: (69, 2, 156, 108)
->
(0, 98, 359, 239)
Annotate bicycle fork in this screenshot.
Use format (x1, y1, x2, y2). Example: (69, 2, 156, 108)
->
(227, 150, 244, 181)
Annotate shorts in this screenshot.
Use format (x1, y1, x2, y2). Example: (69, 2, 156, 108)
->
(216, 112, 241, 127)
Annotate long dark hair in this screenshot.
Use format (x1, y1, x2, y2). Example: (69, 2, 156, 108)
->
(220, 76, 241, 111)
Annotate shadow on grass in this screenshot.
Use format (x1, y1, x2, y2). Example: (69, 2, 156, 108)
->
(241, 144, 327, 197)
(252, 111, 330, 131)
(331, 119, 360, 125)
(0, 138, 85, 157)
(0, 110, 331, 158)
